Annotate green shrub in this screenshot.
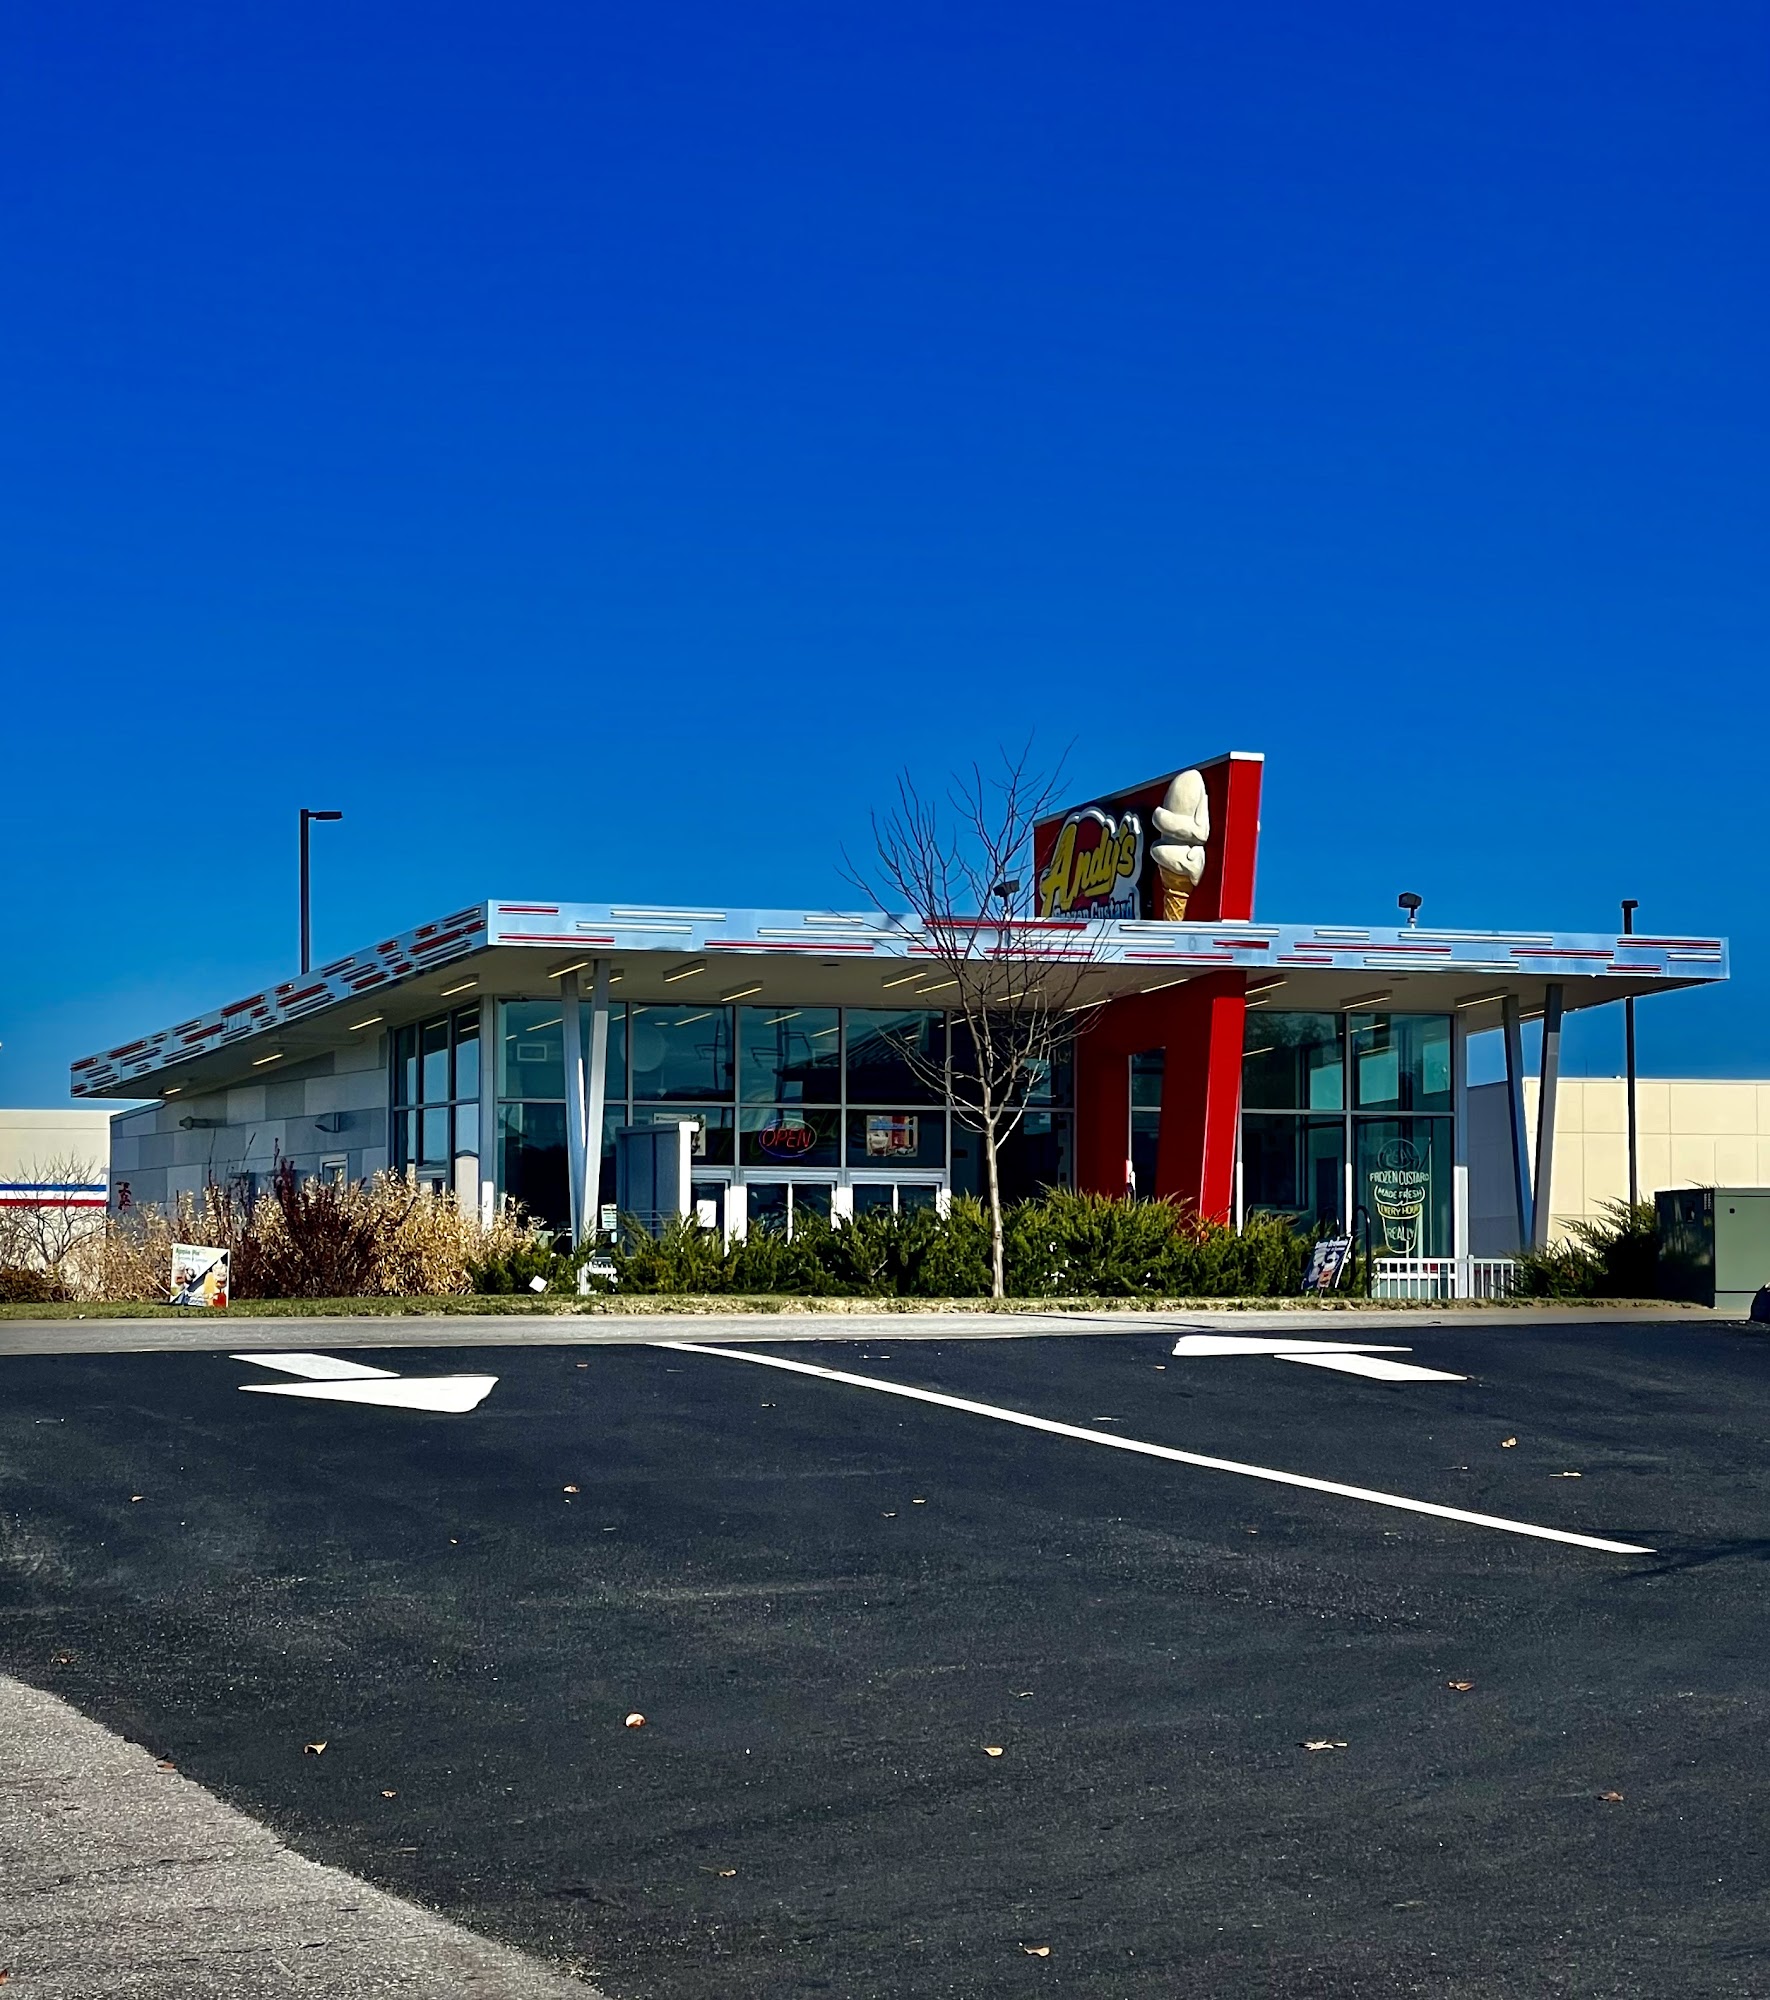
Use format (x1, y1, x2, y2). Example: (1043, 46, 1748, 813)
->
(600, 1192, 1311, 1300)
(1516, 1199, 1659, 1299)
(467, 1238, 576, 1295)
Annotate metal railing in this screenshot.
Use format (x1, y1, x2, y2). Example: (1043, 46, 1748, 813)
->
(1372, 1256, 1519, 1301)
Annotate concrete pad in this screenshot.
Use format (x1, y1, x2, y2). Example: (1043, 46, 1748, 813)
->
(0, 1674, 599, 1998)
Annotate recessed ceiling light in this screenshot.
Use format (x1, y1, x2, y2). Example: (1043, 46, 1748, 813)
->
(439, 979, 477, 997)
(347, 1014, 384, 1031)
(720, 983, 764, 1001)
(662, 962, 705, 983)
(252, 1051, 284, 1066)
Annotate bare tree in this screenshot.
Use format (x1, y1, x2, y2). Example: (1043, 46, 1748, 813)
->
(0, 1153, 108, 1289)
(846, 746, 1106, 1298)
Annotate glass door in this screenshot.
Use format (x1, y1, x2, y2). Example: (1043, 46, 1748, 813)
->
(744, 1180, 835, 1239)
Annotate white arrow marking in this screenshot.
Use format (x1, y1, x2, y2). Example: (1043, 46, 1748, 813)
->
(234, 1352, 497, 1413)
(1171, 1333, 1466, 1383)
(1278, 1352, 1466, 1383)
(230, 1351, 398, 1380)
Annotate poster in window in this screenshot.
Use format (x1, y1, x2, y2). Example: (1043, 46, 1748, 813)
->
(865, 1114, 920, 1159)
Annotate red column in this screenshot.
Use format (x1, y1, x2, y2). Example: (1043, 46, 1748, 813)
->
(1152, 974, 1245, 1222)
(1074, 1026, 1132, 1198)
(1072, 973, 1246, 1220)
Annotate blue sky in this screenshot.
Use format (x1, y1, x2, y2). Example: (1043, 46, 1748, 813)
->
(2, 0, 1764, 1105)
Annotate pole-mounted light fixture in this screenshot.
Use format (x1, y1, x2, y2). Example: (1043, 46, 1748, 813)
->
(1398, 891, 1422, 927)
(299, 809, 344, 973)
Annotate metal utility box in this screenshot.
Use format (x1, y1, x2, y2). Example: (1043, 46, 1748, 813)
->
(1656, 1188, 1770, 1314)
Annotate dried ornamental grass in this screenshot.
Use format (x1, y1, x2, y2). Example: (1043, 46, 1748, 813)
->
(83, 1164, 549, 1302)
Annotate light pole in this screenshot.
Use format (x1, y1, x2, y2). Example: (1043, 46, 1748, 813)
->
(299, 809, 343, 973)
(1621, 898, 1639, 1207)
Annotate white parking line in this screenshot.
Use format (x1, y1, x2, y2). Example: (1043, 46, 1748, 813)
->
(667, 1342, 1652, 1556)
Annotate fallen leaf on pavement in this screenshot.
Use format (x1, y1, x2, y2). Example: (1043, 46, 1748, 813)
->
(130, 1495, 144, 1503)
(1021, 1945, 1051, 1957)
(156, 1760, 176, 1771)
(984, 1746, 1004, 1757)
(1447, 1681, 1475, 1692)
(625, 1712, 646, 1729)
(718, 1868, 736, 1877)
(303, 1741, 327, 1756)
(1600, 1789, 1624, 1802)
(1302, 1740, 1348, 1752)
(562, 1485, 579, 1494)
(380, 1789, 397, 1799)
(1500, 1437, 1517, 1448)
(1550, 1472, 1583, 1479)
(912, 1498, 927, 1505)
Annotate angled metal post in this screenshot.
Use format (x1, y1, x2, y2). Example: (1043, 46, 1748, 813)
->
(1530, 984, 1565, 1253)
(582, 959, 611, 1242)
(560, 970, 588, 1246)
(1621, 899, 1640, 1206)
(1501, 994, 1532, 1253)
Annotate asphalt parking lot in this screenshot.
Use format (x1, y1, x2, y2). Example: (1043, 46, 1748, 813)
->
(3, 1317, 1769, 1998)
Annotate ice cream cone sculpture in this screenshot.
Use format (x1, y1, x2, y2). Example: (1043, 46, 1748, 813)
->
(1148, 768, 1209, 920)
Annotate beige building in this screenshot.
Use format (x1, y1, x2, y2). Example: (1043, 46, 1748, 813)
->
(1469, 1077, 1770, 1249)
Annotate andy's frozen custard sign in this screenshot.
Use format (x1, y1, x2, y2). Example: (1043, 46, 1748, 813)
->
(1036, 808, 1145, 920)
(1035, 763, 1228, 922)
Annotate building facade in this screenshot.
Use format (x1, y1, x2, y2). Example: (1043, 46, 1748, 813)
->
(85, 751, 1728, 1263)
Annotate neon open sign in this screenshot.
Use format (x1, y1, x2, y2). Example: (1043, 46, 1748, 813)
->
(757, 1122, 820, 1159)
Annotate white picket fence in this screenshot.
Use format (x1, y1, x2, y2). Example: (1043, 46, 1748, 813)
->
(1371, 1256, 1518, 1301)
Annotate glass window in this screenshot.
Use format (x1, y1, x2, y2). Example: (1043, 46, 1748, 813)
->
(1356, 1118, 1452, 1257)
(739, 1007, 840, 1104)
(1242, 1114, 1346, 1232)
(453, 1009, 480, 1102)
(1130, 1048, 1164, 1108)
(794, 1183, 834, 1226)
(1243, 1013, 1344, 1111)
(1352, 1015, 1451, 1113)
(739, 1107, 840, 1168)
(845, 1010, 945, 1105)
(948, 1018, 1073, 1109)
(853, 1183, 896, 1217)
(745, 1181, 791, 1235)
(421, 1018, 450, 1102)
(498, 1102, 569, 1233)
(629, 1005, 733, 1101)
(632, 1104, 735, 1167)
(454, 1104, 479, 1158)
(393, 1026, 417, 1105)
(419, 1105, 450, 1168)
(899, 1183, 940, 1213)
(499, 1001, 566, 1100)
(952, 1113, 1073, 1203)
(582, 1002, 627, 1102)
(845, 1110, 946, 1169)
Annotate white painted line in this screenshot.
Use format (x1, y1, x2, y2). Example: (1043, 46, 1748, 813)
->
(232, 1352, 399, 1381)
(1172, 1335, 1413, 1358)
(239, 1374, 499, 1414)
(667, 1343, 1651, 1555)
(1278, 1352, 1466, 1383)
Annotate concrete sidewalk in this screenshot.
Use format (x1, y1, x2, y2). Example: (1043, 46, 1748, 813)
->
(0, 1674, 599, 1997)
(0, 1301, 1726, 1358)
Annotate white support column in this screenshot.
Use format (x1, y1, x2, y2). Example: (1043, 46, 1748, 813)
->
(1501, 994, 1532, 1253)
(583, 959, 611, 1241)
(477, 993, 497, 1226)
(1451, 1009, 1471, 1278)
(561, 970, 588, 1246)
(1530, 983, 1565, 1254)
